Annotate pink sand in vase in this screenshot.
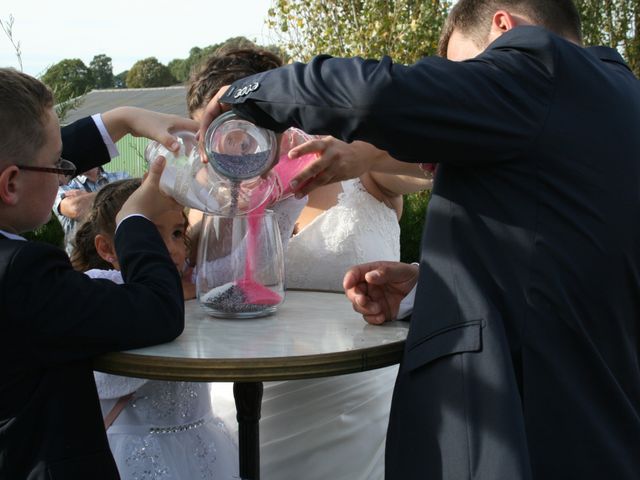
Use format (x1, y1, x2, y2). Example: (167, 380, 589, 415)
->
(237, 205, 282, 306)
(219, 150, 317, 312)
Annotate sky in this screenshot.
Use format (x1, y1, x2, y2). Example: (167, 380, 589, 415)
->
(1, 0, 275, 77)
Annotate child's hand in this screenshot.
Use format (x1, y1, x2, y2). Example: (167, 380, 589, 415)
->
(181, 265, 196, 299)
(116, 156, 183, 225)
(182, 278, 197, 300)
(102, 107, 198, 152)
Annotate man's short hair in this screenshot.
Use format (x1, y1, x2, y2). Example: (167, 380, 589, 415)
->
(438, 0, 582, 57)
(0, 68, 54, 167)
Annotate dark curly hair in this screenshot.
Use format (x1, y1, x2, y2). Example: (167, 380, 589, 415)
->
(186, 48, 283, 117)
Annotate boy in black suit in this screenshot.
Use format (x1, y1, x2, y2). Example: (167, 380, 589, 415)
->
(0, 68, 196, 479)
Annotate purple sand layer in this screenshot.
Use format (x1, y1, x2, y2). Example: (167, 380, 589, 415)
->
(210, 151, 271, 179)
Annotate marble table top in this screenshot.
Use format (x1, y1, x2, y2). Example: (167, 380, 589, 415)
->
(94, 290, 409, 382)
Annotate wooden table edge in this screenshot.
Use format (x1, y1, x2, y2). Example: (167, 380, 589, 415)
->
(93, 341, 405, 382)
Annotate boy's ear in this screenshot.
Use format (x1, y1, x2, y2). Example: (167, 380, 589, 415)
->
(94, 233, 118, 267)
(0, 166, 21, 205)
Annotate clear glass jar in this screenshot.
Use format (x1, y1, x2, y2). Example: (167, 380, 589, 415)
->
(144, 130, 215, 212)
(203, 114, 318, 214)
(204, 111, 278, 180)
(146, 120, 318, 215)
(196, 210, 285, 318)
(144, 128, 275, 215)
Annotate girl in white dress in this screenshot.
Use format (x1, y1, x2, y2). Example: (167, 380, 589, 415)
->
(187, 49, 432, 479)
(70, 179, 238, 479)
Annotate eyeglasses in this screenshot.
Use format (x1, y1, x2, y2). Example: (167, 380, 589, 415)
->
(16, 158, 77, 183)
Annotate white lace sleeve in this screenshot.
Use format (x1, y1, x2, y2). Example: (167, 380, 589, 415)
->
(94, 372, 148, 400)
(85, 268, 124, 283)
(270, 194, 308, 250)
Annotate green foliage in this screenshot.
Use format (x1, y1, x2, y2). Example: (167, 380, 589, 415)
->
(169, 36, 265, 82)
(22, 214, 65, 249)
(89, 54, 114, 89)
(126, 57, 176, 88)
(168, 46, 217, 83)
(267, 0, 452, 63)
(40, 58, 91, 121)
(114, 70, 128, 88)
(576, 0, 640, 76)
(268, 0, 442, 259)
(168, 58, 190, 83)
(399, 190, 430, 263)
(41, 58, 94, 103)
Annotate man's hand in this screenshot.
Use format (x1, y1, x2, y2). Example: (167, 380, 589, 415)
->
(287, 138, 389, 197)
(59, 190, 96, 220)
(343, 261, 419, 325)
(197, 85, 232, 146)
(116, 156, 183, 225)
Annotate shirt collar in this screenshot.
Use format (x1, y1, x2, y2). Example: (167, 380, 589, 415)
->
(0, 229, 26, 241)
(587, 46, 633, 72)
(76, 169, 106, 185)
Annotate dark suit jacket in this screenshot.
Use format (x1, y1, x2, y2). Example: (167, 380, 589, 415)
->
(0, 118, 185, 480)
(221, 26, 640, 479)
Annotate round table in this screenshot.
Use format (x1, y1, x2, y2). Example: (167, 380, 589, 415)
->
(94, 290, 409, 479)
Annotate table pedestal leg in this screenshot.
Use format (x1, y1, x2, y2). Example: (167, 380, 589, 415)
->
(234, 381, 264, 480)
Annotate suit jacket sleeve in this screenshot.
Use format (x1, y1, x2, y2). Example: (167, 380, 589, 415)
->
(0, 216, 184, 367)
(61, 116, 111, 173)
(222, 26, 558, 165)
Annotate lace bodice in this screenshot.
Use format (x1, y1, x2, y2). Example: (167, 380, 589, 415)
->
(86, 268, 237, 479)
(286, 178, 400, 291)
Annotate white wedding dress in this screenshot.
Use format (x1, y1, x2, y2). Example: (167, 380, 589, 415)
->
(210, 178, 401, 479)
(88, 269, 238, 480)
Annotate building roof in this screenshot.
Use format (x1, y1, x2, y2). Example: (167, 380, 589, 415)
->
(60, 86, 188, 125)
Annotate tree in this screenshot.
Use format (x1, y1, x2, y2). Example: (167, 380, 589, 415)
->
(268, 0, 451, 261)
(168, 58, 190, 83)
(267, 0, 451, 63)
(40, 58, 94, 102)
(114, 70, 128, 88)
(40, 58, 91, 121)
(89, 54, 114, 89)
(168, 37, 261, 83)
(576, 0, 640, 77)
(0, 15, 22, 71)
(125, 57, 176, 88)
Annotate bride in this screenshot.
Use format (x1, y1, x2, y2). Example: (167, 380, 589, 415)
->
(208, 139, 430, 479)
(187, 48, 431, 479)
